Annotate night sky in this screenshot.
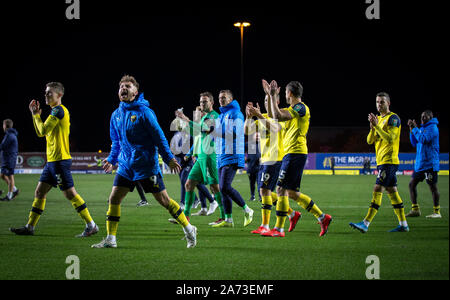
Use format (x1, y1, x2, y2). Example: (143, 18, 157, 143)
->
(2, 0, 446, 153)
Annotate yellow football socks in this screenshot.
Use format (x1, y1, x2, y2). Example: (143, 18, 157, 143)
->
(295, 193, 323, 219)
(168, 199, 189, 227)
(388, 192, 407, 223)
(365, 192, 383, 223)
(274, 196, 289, 230)
(27, 197, 46, 227)
(261, 195, 273, 226)
(106, 203, 121, 236)
(70, 194, 94, 224)
(433, 206, 440, 215)
(271, 192, 294, 218)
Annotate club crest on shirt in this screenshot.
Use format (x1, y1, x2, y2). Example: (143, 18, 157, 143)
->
(131, 115, 137, 122)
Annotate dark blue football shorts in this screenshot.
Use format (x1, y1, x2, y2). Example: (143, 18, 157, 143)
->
(276, 153, 307, 192)
(375, 164, 398, 187)
(258, 161, 282, 191)
(113, 173, 166, 193)
(39, 159, 74, 191)
(1, 166, 15, 176)
(412, 169, 438, 185)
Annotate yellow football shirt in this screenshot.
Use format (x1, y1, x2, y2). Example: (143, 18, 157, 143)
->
(367, 112, 401, 165)
(282, 102, 310, 155)
(32, 104, 71, 162)
(255, 113, 285, 164)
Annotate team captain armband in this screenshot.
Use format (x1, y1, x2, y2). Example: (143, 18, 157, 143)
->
(51, 106, 65, 119)
(388, 114, 401, 127)
(292, 103, 306, 117)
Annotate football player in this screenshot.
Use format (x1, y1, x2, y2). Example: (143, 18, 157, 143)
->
(10, 82, 98, 237)
(350, 92, 409, 233)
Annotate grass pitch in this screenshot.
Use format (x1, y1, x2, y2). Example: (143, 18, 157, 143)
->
(0, 174, 448, 280)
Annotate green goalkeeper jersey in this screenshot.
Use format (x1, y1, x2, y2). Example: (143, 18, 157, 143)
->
(187, 110, 219, 159)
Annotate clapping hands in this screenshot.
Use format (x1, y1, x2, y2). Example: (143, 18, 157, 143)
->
(407, 119, 417, 130)
(246, 102, 262, 118)
(262, 79, 280, 97)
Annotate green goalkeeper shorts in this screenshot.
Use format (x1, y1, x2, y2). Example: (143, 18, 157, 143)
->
(188, 155, 219, 185)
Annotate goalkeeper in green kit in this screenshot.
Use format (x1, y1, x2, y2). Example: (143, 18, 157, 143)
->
(173, 92, 225, 225)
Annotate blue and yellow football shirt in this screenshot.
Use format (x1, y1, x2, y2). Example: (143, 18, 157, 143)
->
(281, 102, 310, 155)
(367, 112, 401, 165)
(32, 104, 71, 162)
(255, 113, 285, 164)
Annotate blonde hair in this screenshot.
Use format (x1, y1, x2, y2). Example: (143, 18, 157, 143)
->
(119, 75, 139, 90)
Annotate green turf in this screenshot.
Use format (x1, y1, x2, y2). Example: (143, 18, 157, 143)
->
(0, 174, 448, 280)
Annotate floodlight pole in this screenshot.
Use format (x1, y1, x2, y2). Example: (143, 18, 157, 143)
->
(234, 22, 250, 108)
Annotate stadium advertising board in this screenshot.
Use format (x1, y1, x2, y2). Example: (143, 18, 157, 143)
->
(12, 152, 449, 175)
(314, 153, 449, 173)
(14, 152, 108, 174)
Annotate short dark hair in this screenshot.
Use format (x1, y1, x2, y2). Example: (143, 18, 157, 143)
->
(423, 110, 433, 118)
(219, 90, 233, 99)
(286, 81, 303, 98)
(46, 82, 65, 95)
(376, 92, 390, 102)
(3, 119, 13, 128)
(119, 75, 139, 90)
(200, 91, 214, 102)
